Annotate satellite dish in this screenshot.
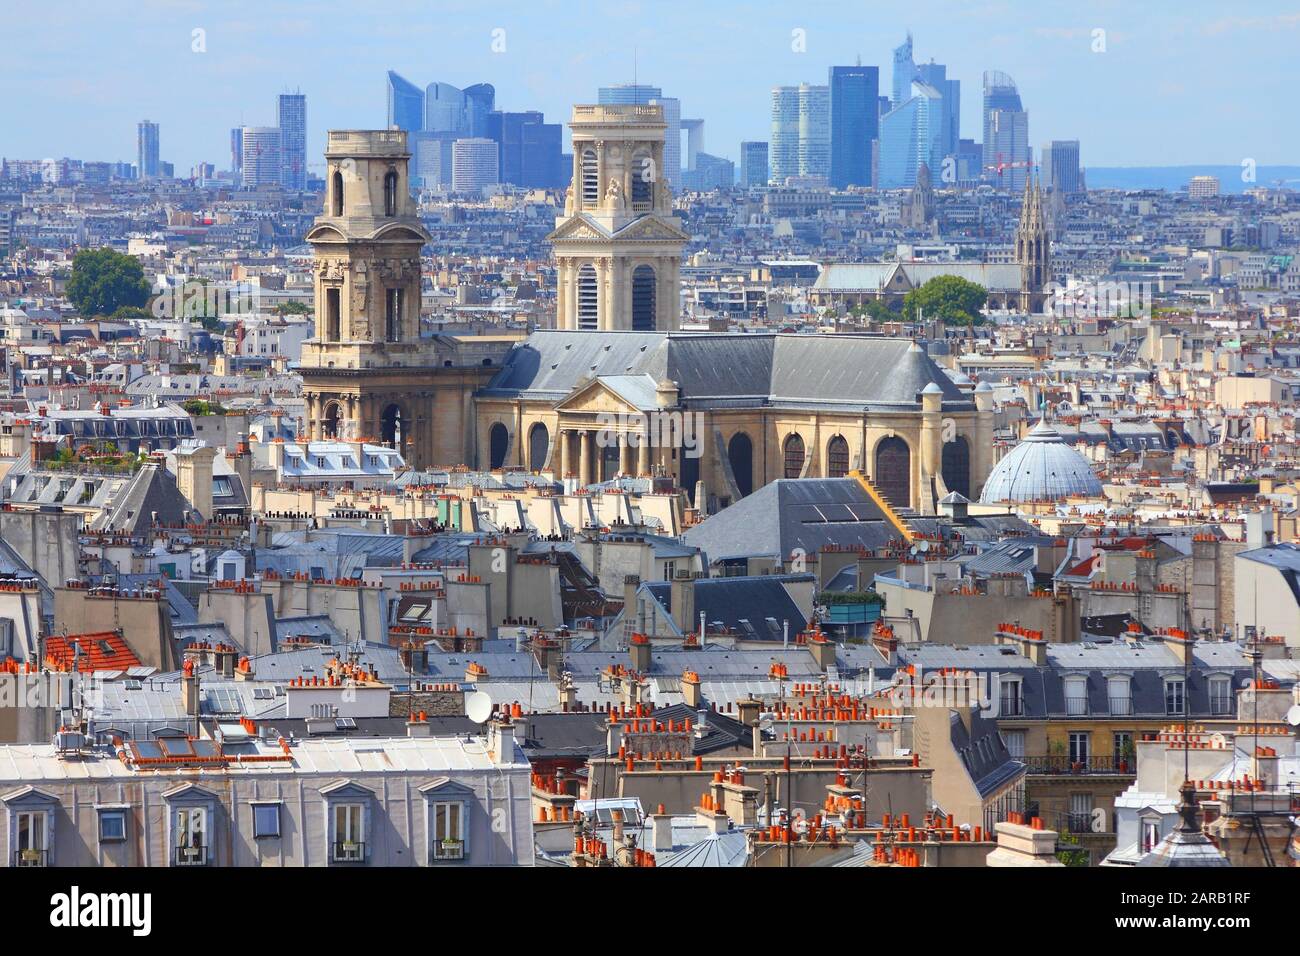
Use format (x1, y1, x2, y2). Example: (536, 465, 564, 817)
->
(465, 691, 494, 724)
(1286, 705, 1300, 728)
(758, 714, 775, 732)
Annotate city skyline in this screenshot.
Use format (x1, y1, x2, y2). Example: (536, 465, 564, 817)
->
(3, 0, 1298, 174)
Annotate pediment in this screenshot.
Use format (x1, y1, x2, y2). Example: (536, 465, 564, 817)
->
(554, 378, 643, 415)
(320, 778, 376, 800)
(612, 216, 690, 242)
(547, 215, 611, 242)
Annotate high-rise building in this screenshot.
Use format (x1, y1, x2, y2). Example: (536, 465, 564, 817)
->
(829, 65, 879, 189)
(797, 84, 830, 180)
(410, 131, 458, 189)
(451, 138, 500, 193)
(278, 92, 307, 191)
(597, 85, 685, 188)
(983, 71, 1031, 192)
(770, 86, 801, 183)
(878, 81, 945, 189)
(914, 61, 959, 166)
(891, 33, 914, 107)
(485, 111, 564, 188)
(137, 120, 160, 180)
(680, 153, 734, 191)
(1188, 175, 1220, 199)
(1041, 139, 1081, 195)
(739, 141, 769, 187)
(425, 82, 467, 133)
(549, 103, 687, 332)
(240, 126, 282, 188)
(463, 83, 496, 137)
(230, 127, 244, 176)
(387, 71, 425, 132)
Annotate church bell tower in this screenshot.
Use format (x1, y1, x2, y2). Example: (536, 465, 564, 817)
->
(547, 104, 689, 332)
(1015, 172, 1052, 312)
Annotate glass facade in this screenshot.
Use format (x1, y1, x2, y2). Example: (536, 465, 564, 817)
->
(829, 65, 879, 189)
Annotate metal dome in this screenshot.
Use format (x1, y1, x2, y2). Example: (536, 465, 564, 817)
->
(978, 421, 1104, 503)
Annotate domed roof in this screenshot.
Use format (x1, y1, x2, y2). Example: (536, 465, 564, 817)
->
(979, 421, 1104, 503)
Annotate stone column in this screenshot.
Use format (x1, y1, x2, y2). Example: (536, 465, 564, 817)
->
(620, 433, 634, 475)
(559, 428, 571, 477)
(579, 430, 592, 486)
(638, 429, 651, 475)
(597, 257, 611, 331)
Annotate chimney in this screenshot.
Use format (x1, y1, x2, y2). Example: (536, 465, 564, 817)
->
(986, 815, 1065, 867)
(872, 624, 899, 665)
(628, 634, 651, 673)
(406, 712, 432, 737)
(806, 629, 836, 671)
(670, 570, 695, 637)
(558, 673, 577, 711)
(487, 718, 516, 766)
(737, 697, 761, 729)
(174, 445, 217, 520)
(622, 574, 640, 625)
(681, 670, 702, 708)
(181, 660, 199, 716)
(213, 644, 236, 678)
(650, 805, 673, 852)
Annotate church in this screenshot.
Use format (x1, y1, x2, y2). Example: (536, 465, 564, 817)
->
(298, 106, 1002, 514)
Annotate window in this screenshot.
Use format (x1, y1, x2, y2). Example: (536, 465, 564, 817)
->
(1113, 732, 1134, 768)
(999, 678, 1023, 717)
(1068, 731, 1090, 768)
(1208, 676, 1232, 716)
(252, 803, 281, 839)
(331, 170, 344, 216)
(385, 287, 403, 342)
(383, 169, 398, 216)
(577, 264, 598, 330)
(431, 802, 465, 861)
(98, 809, 127, 843)
(826, 436, 850, 478)
(581, 149, 598, 206)
(1002, 729, 1025, 759)
(1068, 792, 1094, 833)
(1141, 819, 1160, 853)
(1065, 676, 1088, 716)
(1164, 678, 1185, 716)
(783, 434, 805, 479)
(175, 807, 207, 865)
(325, 287, 341, 341)
(15, 810, 48, 867)
(332, 803, 365, 862)
(1107, 676, 1132, 716)
(663, 560, 676, 581)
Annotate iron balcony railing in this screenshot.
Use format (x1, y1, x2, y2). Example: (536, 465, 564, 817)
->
(332, 841, 366, 863)
(1021, 754, 1136, 775)
(174, 845, 207, 866)
(14, 848, 47, 867)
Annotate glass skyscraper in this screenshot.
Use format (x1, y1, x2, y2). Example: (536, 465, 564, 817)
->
(463, 84, 496, 137)
(597, 85, 683, 187)
(797, 84, 830, 179)
(891, 34, 914, 107)
(137, 120, 160, 180)
(277, 93, 307, 191)
(878, 81, 944, 189)
(739, 141, 769, 187)
(770, 86, 801, 183)
(240, 126, 282, 188)
(485, 111, 564, 188)
(914, 62, 959, 169)
(983, 71, 1031, 192)
(387, 71, 424, 132)
(1041, 139, 1081, 194)
(829, 65, 879, 189)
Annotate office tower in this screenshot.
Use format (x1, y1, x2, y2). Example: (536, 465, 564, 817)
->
(240, 126, 282, 188)
(452, 138, 500, 192)
(878, 95, 892, 119)
(551, 103, 686, 332)
(463, 83, 496, 137)
(681, 118, 705, 175)
(681, 153, 734, 191)
(891, 33, 914, 107)
(1188, 175, 1220, 199)
(878, 81, 944, 189)
(829, 65, 880, 188)
(387, 71, 425, 131)
(797, 84, 830, 179)
(597, 84, 661, 104)
(770, 86, 801, 182)
(137, 120, 160, 180)
(278, 92, 307, 190)
(425, 82, 467, 133)
(983, 70, 1030, 192)
(914, 61, 959, 164)
(230, 127, 244, 176)
(486, 111, 564, 188)
(739, 141, 769, 187)
(598, 85, 684, 188)
(1041, 140, 1081, 195)
(957, 138, 982, 182)
(411, 131, 458, 188)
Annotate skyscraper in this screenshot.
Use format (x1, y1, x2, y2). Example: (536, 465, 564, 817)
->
(597, 85, 684, 188)
(891, 34, 914, 107)
(829, 65, 879, 189)
(230, 127, 244, 176)
(462, 84, 496, 138)
(425, 82, 467, 133)
(914, 61, 959, 168)
(137, 120, 160, 180)
(739, 141, 769, 187)
(770, 86, 801, 182)
(878, 81, 945, 189)
(1041, 140, 1081, 195)
(797, 84, 830, 179)
(387, 71, 424, 132)
(278, 92, 307, 191)
(983, 71, 1031, 192)
(240, 126, 282, 188)
(451, 138, 500, 193)
(486, 111, 564, 188)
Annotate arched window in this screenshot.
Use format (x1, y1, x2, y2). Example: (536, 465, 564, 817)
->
(631, 151, 653, 209)
(827, 435, 850, 478)
(383, 169, 398, 216)
(488, 423, 509, 470)
(874, 437, 911, 509)
(783, 434, 805, 479)
(631, 265, 656, 331)
(331, 170, 344, 217)
(942, 435, 971, 499)
(528, 423, 550, 472)
(381, 404, 404, 451)
(577, 264, 598, 330)
(727, 432, 754, 498)
(581, 149, 599, 206)
(322, 402, 341, 439)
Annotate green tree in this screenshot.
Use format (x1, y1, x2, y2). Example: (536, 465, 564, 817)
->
(275, 301, 311, 316)
(901, 275, 988, 326)
(66, 247, 150, 318)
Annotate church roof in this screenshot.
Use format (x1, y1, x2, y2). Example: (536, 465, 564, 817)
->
(813, 262, 1023, 293)
(481, 331, 971, 412)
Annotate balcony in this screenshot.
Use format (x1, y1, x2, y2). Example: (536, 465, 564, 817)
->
(174, 845, 207, 866)
(332, 841, 366, 863)
(1064, 696, 1089, 716)
(1021, 755, 1135, 775)
(431, 838, 465, 862)
(1209, 696, 1233, 717)
(1107, 697, 1132, 716)
(999, 697, 1024, 717)
(1058, 811, 1097, 835)
(14, 848, 47, 867)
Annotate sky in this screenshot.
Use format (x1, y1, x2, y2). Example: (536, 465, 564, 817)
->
(2, 0, 1298, 174)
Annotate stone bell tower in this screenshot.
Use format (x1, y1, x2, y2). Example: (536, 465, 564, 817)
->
(547, 104, 689, 332)
(299, 130, 436, 465)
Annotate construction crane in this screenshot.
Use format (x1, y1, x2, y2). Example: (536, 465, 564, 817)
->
(984, 154, 1036, 187)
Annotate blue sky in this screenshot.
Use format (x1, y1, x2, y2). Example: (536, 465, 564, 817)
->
(2, 0, 1298, 173)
